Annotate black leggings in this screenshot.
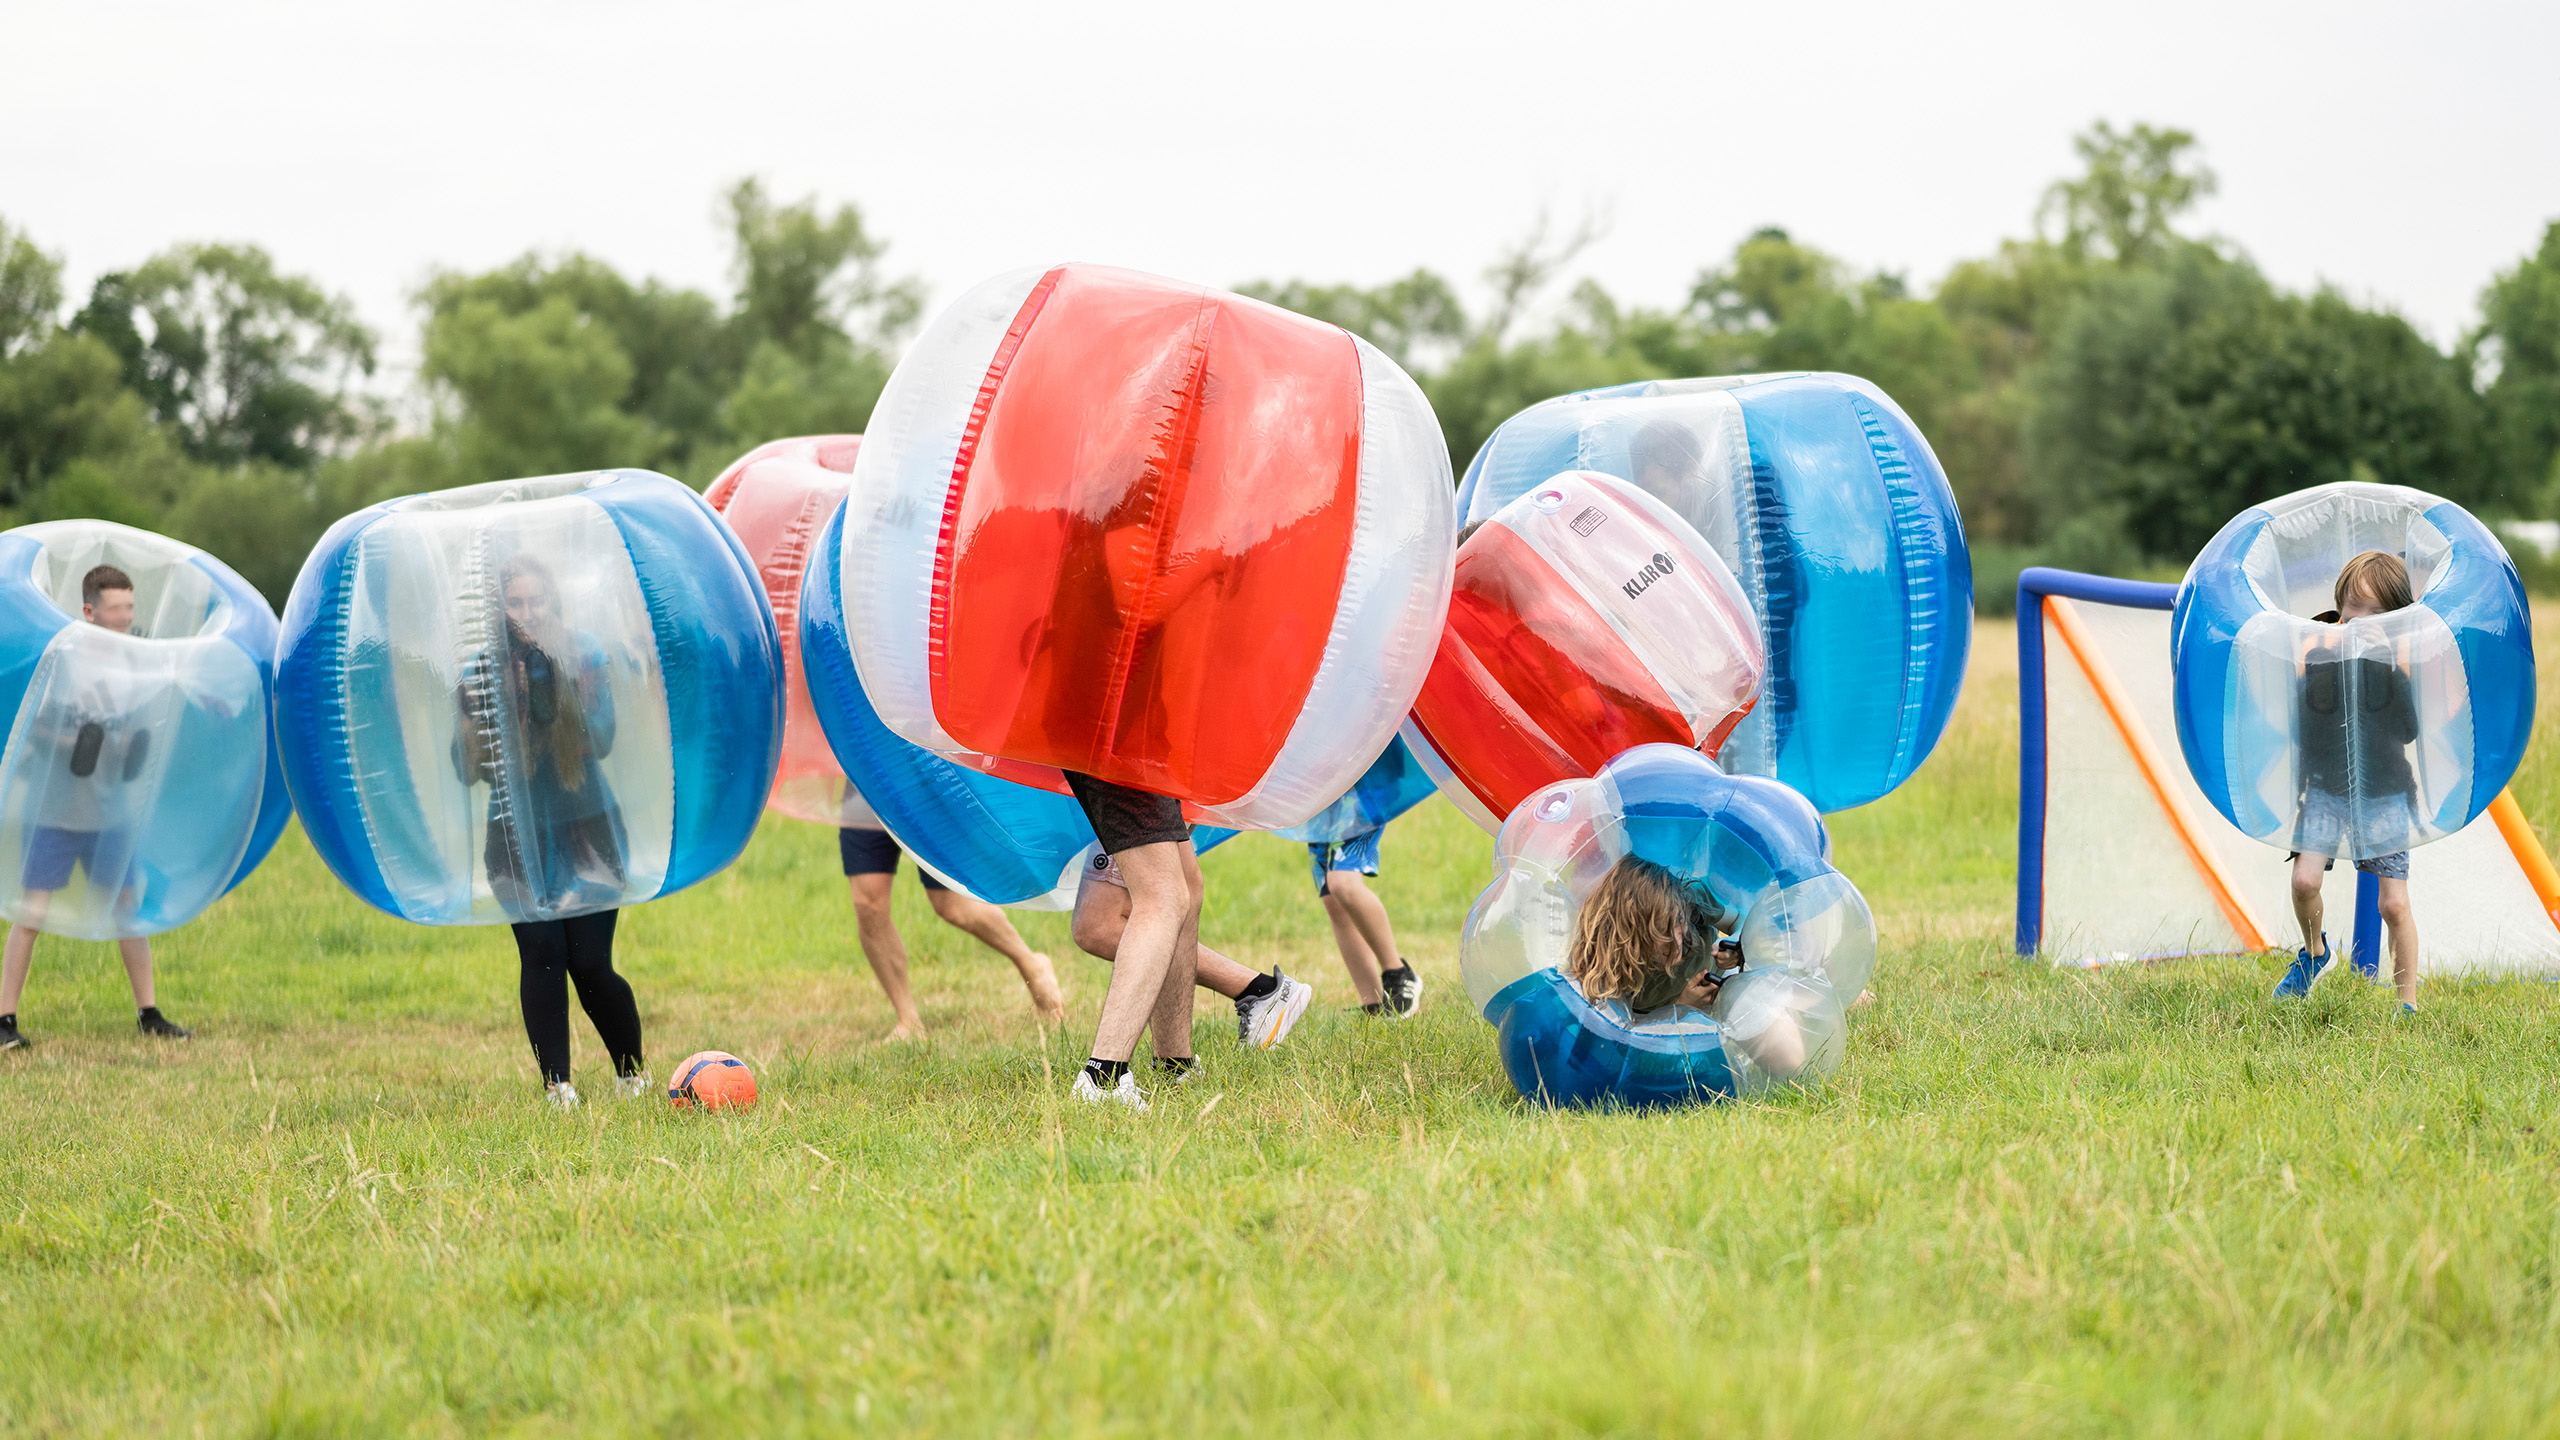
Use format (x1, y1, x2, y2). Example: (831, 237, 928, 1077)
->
(513, 910, 642, 1085)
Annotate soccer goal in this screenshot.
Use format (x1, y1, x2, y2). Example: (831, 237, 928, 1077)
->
(2014, 567, 2560, 977)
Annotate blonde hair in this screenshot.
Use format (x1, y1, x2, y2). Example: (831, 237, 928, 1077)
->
(1568, 856, 1717, 1003)
(2334, 550, 2414, 614)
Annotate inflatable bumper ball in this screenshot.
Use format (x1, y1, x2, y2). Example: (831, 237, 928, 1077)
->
(1405, 470, 1764, 834)
(803, 499, 1094, 907)
(835, 263, 1456, 831)
(0, 522, 288, 939)
(277, 470, 783, 924)
(1456, 373, 1970, 813)
(706, 433, 875, 827)
(1461, 743, 1872, 1108)
(2172, 480, 2533, 860)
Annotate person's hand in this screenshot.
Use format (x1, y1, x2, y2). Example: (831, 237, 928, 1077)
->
(1678, 973, 1722, 1009)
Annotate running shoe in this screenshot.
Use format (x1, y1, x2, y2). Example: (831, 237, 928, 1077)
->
(1235, 970, 1312, 1050)
(2399, 1002, 2420, 1016)
(545, 1081, 583, 1111)
(1380, 964, 1423, 1018)
(2273, 933, 2332, 999)
(1072, 1068, 1149, 1113)
(615, 1071, 653, 1099)
(0, 1017, 26, 1051)
(137, 1010, 191, 1040)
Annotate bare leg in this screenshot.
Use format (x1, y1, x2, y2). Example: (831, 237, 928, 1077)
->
(119, 936, 154, 1008)
(2289, 852, 2329, 958)
(2, 891, 51, 1015)
(1145, 845, 1204, 1060)
(1086, 840, 1197, 1065)
(1072, 874, 1259, 1000)
(2377, 876, 2419, 1006)
(1324, 871, 1403, 999)
(1322, 893, 1383, 1003)
(845, 873, 924, 1040)
(925, 886, 1064, 1020)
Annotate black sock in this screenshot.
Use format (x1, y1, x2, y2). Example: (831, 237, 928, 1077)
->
(0, 1013, 14, 1029)
(1154, 1055, 1196, 1076)
(1083, 1057, 1130, 1086)
(1360, 1001, 1385, 1016)
(1239, 972, 1279, 1001)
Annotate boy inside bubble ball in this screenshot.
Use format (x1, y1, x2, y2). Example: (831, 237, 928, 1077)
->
(0, 565, 191, 1051)
(2272, 550, 2424, 1010)
(1566, 854, 1810, 1081)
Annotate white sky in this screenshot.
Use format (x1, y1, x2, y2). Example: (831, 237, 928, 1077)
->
(5, 0, 2554, 388)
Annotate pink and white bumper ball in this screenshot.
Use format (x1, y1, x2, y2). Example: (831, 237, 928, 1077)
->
(705, 434, 871, 828)
(834, 263, 1455, 830)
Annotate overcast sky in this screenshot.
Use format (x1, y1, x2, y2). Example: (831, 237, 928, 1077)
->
(6, 0, 2554, 384)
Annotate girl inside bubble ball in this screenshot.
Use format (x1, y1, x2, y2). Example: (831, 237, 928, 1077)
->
(1566, 855, 1810, 1079)
(454, 549, 646, 1108)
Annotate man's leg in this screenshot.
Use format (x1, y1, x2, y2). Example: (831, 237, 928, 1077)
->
(119, 936, 154, 1009)
(1088, 839, 1196, 1065)
(923, 885, 1064, 1020)
(1, 891, 47, 1018)
(1142, 842, 1204, 1062)
(1071, 870, 1261, 1000)
(847, 873, 924, 1040)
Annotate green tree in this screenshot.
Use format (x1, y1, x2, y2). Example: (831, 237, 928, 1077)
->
(0, 217, 63, 360)
(2471, 220, 2560, 510)
(724, 178, 921, 364)
(72, 244, 376, 468)
(421, 294, 659, 481)
(2039, 121, 2218, 266)
(1234, 269, 1467, 372)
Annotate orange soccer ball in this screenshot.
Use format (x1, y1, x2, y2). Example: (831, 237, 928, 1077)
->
(668, 1051, 757, 1111)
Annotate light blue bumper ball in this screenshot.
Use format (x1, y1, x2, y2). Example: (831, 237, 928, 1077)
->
(1456, 372, 1970, 814)
(1461, 744, 1874, 1108)
(1190, 735, 1439, 857)
(0, 521, 288, 939)
(276, 471, 782, 924)
(2172, 481, 2532, 860)
(800, 498, 1091, 907)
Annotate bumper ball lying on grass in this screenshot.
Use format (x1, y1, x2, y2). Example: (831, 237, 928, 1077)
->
(0, 521, 290, 939)
(1406, 470, 1764, 833)
(2172, 480, 2533, 861)
(277, 470, 782, 924)
(833, 262, 1455, 831)
(1461, 744, 1874, 1108)
(1457, 373, 1971, 814)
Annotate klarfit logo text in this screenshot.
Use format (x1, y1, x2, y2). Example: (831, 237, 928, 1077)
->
(1622, 552, 1676, 600)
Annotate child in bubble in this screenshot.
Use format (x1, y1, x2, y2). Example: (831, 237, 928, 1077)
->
(0, 565, 191, 1050)
(1311, 827, 1422, 1018)
(1565, 854, 1809, 1080)
(2274, 550, 2424, 1009)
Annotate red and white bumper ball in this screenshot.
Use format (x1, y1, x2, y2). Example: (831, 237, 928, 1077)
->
(835, 264, 1455, 829)
(704, 435, 867, 827)
(1405, 471, 1766, 832)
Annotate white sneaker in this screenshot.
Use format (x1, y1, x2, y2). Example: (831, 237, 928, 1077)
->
(615, 1072, 652, 1100)
(545, 1081, 582, 1111)
(1072, 1067, 1149, 1113)
(1235, 970, 1313, 1050)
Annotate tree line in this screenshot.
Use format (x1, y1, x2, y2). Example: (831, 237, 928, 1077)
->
(4, 123, 2558, 610)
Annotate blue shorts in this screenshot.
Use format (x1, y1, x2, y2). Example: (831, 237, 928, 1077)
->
(838, 827, 948, 891)
(1309, 828, 1382, 897)
(23, 826, 128, 892)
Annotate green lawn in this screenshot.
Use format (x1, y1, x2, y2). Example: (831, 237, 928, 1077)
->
(7, 616, 2560, 1436)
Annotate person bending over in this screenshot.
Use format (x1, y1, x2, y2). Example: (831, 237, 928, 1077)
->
(1567, 854, 1807, 1079)
(2275, 550, 2424, 1009)
(1310, 827, 1421, 1017)
(838, 811, 1064, 1040)
(1072, 842, 1311, 1057)
(0, 566, 189, 1051)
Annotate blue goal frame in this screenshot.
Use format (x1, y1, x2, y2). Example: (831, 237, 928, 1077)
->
(2014, 566, 2382, 971)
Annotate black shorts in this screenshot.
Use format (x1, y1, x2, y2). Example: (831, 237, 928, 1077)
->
(1064, 771, 1191, 855)
(838, 827, 947, 891)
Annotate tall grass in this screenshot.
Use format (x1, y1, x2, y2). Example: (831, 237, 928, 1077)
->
(4, 617, 2559, 1436)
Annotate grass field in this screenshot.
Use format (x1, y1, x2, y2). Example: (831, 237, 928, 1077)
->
(8, 615, 2560, 1436)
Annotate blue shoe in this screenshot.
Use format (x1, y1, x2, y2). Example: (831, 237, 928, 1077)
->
(2399, 1002, 2419, 1016)
(2273, 934, 2332, 999)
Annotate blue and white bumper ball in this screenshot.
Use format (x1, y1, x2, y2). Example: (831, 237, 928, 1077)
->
(277, 470, 782, 924)
(1461, 744, 1874, 1108)
(0, 521, 288, 939)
